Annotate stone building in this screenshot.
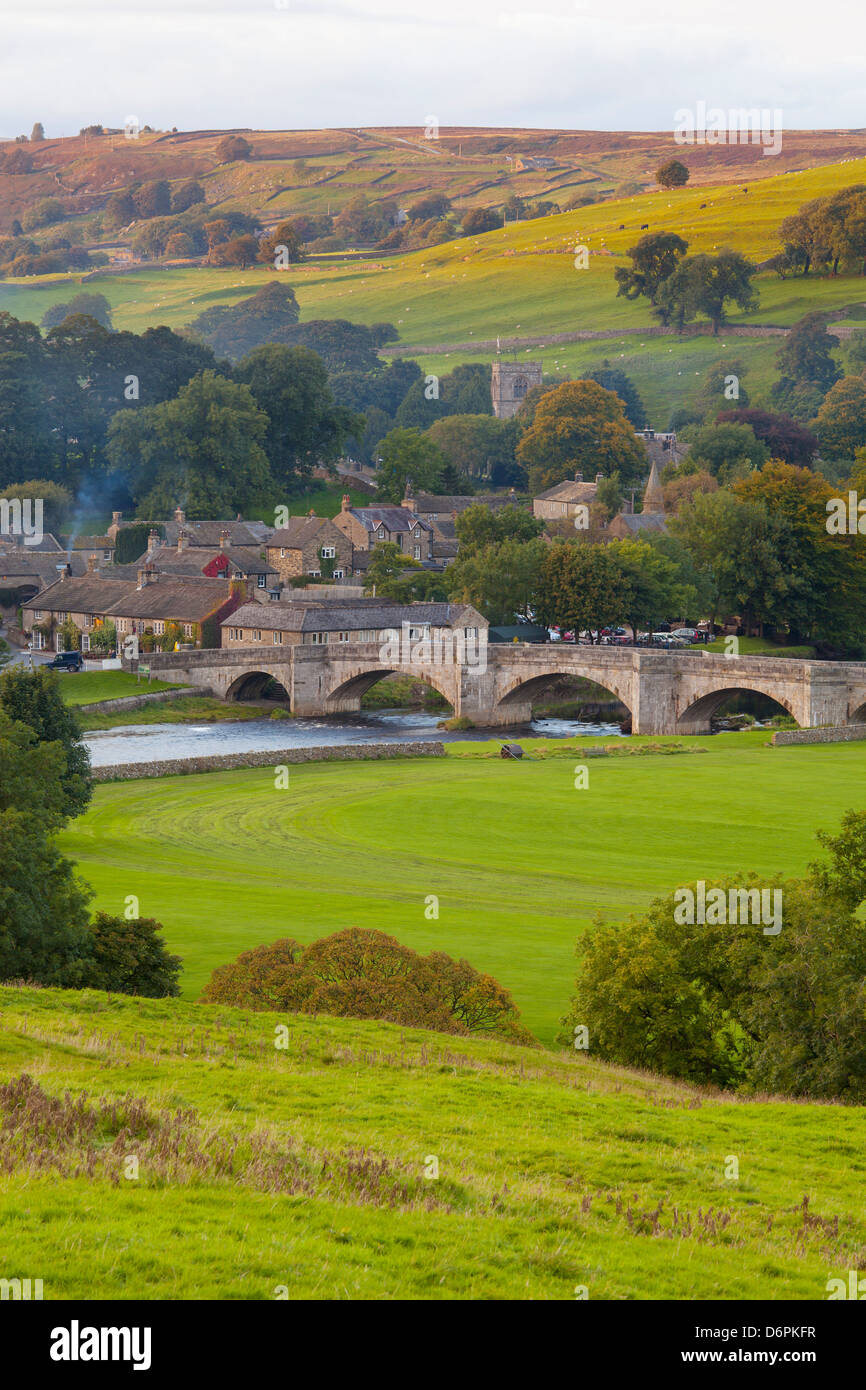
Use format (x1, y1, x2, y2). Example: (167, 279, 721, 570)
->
(266, 515, 354, 584)
(491, 360, 543, 419)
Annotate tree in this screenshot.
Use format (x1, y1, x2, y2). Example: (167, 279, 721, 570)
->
(132, 180, 171, 219)
(446, 535, 545, 625)
(408, 194, 451, 222)
(258, 221, 304, 265)
(0, 666, 92, 820)
(363, 542, 423, 598)
(654, 250, 758, 334)
(106, 369, 273, 517)
(813, 377, 866, 459)
(734, 461, 866, 648)
(164, 231, 195, 258)
(210, 233, 259, 268)
(21, 197, 64, 232)
(30, 122, 45, 141)
(685, 421, 769, 484)
(454, 503, 541, 553)
(216, 134, 252, 163)
(612, 536, 698, 637)
(0, 711, 93, 987)
(170, 179, 205, 213)
(42, 292, 113, 331)
(694, 358, 750, 417)
(81, 913, 182, 997)
(775, 312, 841, 393)
(375, 427, 448, 501)
(233, 344, 358, 490)
(200, 928, 532, 1042)
(461, 207, 503, 235)
(613, 232, 689, 305)
(187, 281, 300, 359)
(662, 470, 718, 514)
(426, 413, 518, 485)
(715, 408, 817, 466)
(582, 366, 647, 428)
(533, 541, 632, 640)
(516, 379, 646, 493)
(656, 159, 690, 188)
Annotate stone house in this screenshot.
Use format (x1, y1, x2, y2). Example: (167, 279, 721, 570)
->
(23, 569, 245, 651)
(266, 515, 354, 584)
(145, 529, 279, 598)
(532, 472, 604, 521)
(332, 497, 433, 562)
(222, 599, 486, 650)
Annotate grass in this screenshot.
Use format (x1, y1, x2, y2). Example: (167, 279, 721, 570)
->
(59, 670, 187, 706)
(3, 156, 866, 427)
(76, 694, 272, 731)
(58, 733, 866, 1043)
(1, 984, 865, 1300)
(704, 636, 817, 658)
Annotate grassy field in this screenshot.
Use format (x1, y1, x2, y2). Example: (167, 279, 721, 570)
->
(59, 734, 866, 1042)
(58, 670, 186, 706)
(4, 155, 865, 427)
(2, 984, 866, 1300)
(75, 694, 275, 731)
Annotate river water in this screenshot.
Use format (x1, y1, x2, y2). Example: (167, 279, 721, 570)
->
(84, 709, 625, 768)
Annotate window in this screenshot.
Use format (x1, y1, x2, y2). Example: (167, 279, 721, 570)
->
(280, 547, 286, 557)
(86, 614, 95, 627)
(184, 624, 193, 638)
(333, 569, 344, 580)
(321, 546, 336, 559)
(337, 631, 350, 642)
(413, 546, 421, 560)
(253, 630, 262, 641)
(311, 632, 328, 644)
(308, 569, 321, 578)
(408, 625, 429, 641)
(257, 574, 266, 588)
(154, 621, 164, 635)
(273, 630, 283, 644)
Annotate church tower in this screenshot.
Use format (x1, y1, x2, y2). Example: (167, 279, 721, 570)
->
(642, 458, 665, 515)
(491, 359, 543, 419)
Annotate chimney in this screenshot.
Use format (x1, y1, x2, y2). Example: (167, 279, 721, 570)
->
(219, 527, 230, 551)
(148, 527, 160, 554)
(87, 553, 98, 574)
(56, 562, 69, 582)
(575, 470, 583, 483)
(341, 494, 351, 512)
(137, 564, 157, 590)
(111, 510, 122, 526)
(174, 506, 186, 526)
(177, 530, 188, 554)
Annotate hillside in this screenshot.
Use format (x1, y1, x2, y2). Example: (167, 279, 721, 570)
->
(4, 125, 866, 238)
(1, 984, 864, 1300)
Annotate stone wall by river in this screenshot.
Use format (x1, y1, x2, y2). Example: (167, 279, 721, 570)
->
(92, 740, 447, 781)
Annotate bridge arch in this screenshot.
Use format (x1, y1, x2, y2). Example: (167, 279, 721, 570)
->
(849, 692, 866, 724)
(494, 666, 633, 721)
(677, 683, 799, 733)
(324, 665, 456, 713)
(225, 669, 290, 702)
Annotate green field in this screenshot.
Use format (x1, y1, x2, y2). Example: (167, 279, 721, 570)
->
(1, 982, 865, 1300)
(58, 670, 186, 706)
(60, 734, 866, 1042)
(3, 156, 866, 427)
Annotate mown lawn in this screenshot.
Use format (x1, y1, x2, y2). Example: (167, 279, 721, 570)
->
(0, 985, 864, 1300)
(59, 670, 186, 706)
(59, 734, 866, 1041)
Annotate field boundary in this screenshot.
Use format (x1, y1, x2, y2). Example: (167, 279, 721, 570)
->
(92, 740, 447, 780)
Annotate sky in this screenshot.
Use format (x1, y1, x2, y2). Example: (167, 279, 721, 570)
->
(0, 0, 863, 138)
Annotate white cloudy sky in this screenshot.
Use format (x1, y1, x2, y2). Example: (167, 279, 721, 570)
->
(0, 0, 862, 137)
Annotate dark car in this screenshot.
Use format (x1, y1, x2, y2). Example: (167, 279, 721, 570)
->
(46, 651, 84, 672)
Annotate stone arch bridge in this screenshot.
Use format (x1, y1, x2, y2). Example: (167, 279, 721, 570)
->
(137, 644, 866, 735)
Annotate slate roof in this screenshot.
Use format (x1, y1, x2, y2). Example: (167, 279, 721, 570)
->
(224, 600, 482, 633)
(161, 520, 266, 547)
(148, 546, 277, 577)
(269, 517, 342, 549)
(348, 507, 432, 534)
(535, 479, 600, 503)
(109, 577, 236, 622)
(23, 577, 137, 614)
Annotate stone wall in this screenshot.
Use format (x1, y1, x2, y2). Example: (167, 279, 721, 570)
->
(76, 687, 202, 715)
(92, 740, 447, 781)
(771, 725, 866, 746)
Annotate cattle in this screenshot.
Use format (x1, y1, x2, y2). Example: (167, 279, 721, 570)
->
(699, 202, 707, 209)
(618, 223, 625, 230)
(640, 223, 649, 230)
(742, 187, 748, 193)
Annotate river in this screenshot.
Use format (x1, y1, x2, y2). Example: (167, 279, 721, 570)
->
(84, 708, 625, 768)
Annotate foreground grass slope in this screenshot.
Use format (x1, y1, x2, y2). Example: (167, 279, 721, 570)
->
(60, 736, 866, 1040)
(0, 986, 862, 1300)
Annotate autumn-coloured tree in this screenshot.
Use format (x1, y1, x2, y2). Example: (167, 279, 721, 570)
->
(200, 928, 533, 1043)
(516, 379, 646, 493)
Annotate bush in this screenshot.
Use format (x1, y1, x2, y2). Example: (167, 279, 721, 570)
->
(201, 928, 534, 1043)
(560, 812, 866, 1100)
(80, 913, 182, 997)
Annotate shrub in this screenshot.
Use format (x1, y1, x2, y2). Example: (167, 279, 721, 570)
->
(201, 928, 534, 1043)
(80, 912, 182, 997)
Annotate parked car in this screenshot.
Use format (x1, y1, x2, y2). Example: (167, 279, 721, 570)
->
(46, 651, 84, 672)
(672, 628, 698, 641)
